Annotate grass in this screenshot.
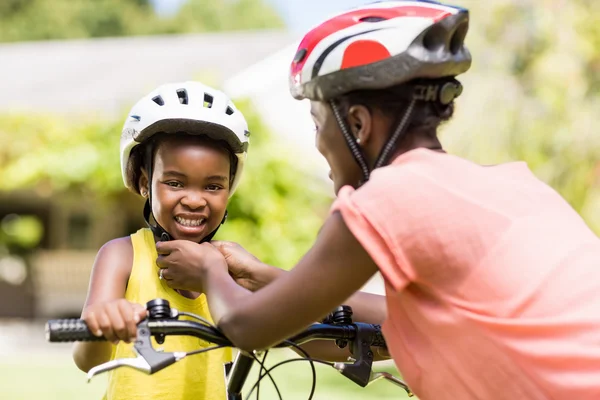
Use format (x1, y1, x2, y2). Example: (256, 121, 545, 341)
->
(0, 349, 413, 400)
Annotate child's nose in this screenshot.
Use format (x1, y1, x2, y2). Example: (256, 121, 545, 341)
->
(181, 191, 208, 209)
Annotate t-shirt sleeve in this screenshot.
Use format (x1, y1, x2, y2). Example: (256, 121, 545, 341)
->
(331, 186, 413, 292)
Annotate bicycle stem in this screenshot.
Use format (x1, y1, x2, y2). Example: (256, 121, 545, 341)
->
(226, 351, 255, 400)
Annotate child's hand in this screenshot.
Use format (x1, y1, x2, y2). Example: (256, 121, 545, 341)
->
(82, 299, 147, 344)
(156, 240, 227, 292)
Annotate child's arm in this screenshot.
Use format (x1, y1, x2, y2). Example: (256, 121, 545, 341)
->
(72, 237, 143, 373)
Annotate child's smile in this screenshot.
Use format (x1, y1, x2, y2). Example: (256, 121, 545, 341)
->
(143, 134, 231, 243)
(174, 214, 208, 236)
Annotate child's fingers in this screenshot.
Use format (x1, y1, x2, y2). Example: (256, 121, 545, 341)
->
(156, 240, 179, 255)
(83, 311, 103, 338)
(132, 303, 147, 323)
(107, 304, 131, 343)
(117, 301, 138, 342)
(96, 310, 117, 343)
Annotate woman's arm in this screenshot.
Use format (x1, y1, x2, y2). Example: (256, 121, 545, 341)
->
(166, 239, 388, 361)
(293, 291, 387, 361)
(212, 241, 387, 324)
(203, 211, 380, 351)
(72, 237, 137, 372)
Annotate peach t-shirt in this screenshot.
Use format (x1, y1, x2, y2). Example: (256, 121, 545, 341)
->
(332, 149, 600, 400)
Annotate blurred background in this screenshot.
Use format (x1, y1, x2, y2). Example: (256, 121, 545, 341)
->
(0, 0, 598, 399)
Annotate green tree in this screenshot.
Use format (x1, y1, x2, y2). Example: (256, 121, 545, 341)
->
(0, 0, 283, 43)
(442, 0, 600, 234)
(0, 101, 331, 268)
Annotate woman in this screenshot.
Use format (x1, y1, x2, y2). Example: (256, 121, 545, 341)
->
(155, 2, 600, 399)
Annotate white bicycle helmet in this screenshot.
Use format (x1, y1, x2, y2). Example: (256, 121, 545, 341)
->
(288, 0, 471, 181)
(289, 0, 471, 101)
(120, 81, 250, 196)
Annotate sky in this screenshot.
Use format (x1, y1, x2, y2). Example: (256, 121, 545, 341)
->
(150, 0, 368, 34)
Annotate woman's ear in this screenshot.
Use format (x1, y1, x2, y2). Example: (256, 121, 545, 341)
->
(139, 169, 149, 198)
(347, 105, 372, 145)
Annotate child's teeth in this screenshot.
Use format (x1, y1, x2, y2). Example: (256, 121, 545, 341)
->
(176, 217, 204, 227)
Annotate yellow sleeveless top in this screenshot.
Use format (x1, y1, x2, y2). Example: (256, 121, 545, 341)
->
(103, 228, 232, 400)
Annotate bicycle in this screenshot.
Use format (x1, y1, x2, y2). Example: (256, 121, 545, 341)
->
(46, 298, 413, 400)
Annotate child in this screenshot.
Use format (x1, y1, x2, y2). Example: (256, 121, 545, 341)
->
(72, 81, 249, 400)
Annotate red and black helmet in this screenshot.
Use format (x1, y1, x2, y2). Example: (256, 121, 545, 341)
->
(289, 0, 472, 101)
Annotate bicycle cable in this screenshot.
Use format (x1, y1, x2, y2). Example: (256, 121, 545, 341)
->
(177, 311, 218, 329)
(185, 344, 226, 357)
(252, 350, 283, 400)
(255, 351, 266, 400)
(245, 341, 334, 400)
(163, 311, 283, 399)
(284, 341, 317, 400)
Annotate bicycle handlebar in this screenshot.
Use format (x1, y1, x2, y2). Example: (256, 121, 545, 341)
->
(46, 318, 386, 349)
(45, 299, 412, 398)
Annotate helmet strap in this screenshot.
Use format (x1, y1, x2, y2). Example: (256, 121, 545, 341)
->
(329, 96, 416, 184)
(143, 142, 172, 242)
(373, 97, 416, 169)
(330, 100, 371, 183)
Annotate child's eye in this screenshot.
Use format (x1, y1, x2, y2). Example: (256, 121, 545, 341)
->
(165, 181, 183, 188)
(206, 184, 223, 191)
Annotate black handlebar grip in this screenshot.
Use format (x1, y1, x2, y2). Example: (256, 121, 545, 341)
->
(370, 324, 387, 348)
(46, 319, 106, 342)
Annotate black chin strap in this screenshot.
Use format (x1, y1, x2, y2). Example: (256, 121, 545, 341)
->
(142, 140, 226, 244)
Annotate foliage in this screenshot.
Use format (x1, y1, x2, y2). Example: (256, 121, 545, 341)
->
(441, 0, 600, 234)
(0, 0, 283, 43)
(216, 100, 332, 268)
(0, 101, 331, 268)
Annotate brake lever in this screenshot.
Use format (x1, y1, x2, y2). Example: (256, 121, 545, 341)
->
(332, 323, 375, 387)
(87, 356, 151, 381)
(368, 371, 414, 397)
(332, 323, 413, 396)
(87, 320, 186, 382)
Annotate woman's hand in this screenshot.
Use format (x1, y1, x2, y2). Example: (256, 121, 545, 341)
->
(82, 299, 147, 344)
(211, 241, 282, 291)
(156, 240, 228, 293)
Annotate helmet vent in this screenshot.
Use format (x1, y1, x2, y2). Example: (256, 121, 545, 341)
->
(226, 106, 235, 115)
(293, 48, 307, 63)
(203, 93, 214, 108)
(450, 22, 468, 54)
(359, 16, 387, 23)
(176, 88, 188, 105)
(152, 95, 164, 106)
(422, 24, 446, 51)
